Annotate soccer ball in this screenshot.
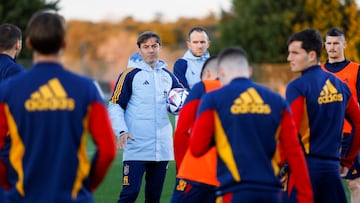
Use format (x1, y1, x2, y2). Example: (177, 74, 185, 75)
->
(166, 88, 188, 115)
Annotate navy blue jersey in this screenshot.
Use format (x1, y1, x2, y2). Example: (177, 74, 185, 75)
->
(286, 65, 360, 163)
(0, 62, 116, 203)
(0, 54, 25, 82)
(190, 78, 313, 202)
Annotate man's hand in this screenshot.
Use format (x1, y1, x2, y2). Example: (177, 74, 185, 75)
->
(116, 133, 135, 149)
(340, 166, 349, 178)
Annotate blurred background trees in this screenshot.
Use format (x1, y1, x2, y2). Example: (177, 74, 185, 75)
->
(1, 0, 360, 95)
(0, 0, 59, 60)
(215, 0, 360, 63)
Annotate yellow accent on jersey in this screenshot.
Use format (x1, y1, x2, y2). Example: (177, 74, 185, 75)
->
(24, 78, 75, 111)
(214, 112, 240, 182)
(72, 110, 91, 200)
(231, 87, 271, 114)
(318, 79, 343, 104)
(110, 68, 135, 104)
(5, 104, 25, 197)
(272, 126, 281, 176)
(299, 102, 311, 154)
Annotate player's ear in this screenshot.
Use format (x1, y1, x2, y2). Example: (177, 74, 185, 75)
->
(248, 66, 253, 77)
(62, 39, 67, 49)
(25, 37, 33, 50)
(309, 50, 317, 62)
(186, 40, 191, 49)
(15, 39, 21, 50)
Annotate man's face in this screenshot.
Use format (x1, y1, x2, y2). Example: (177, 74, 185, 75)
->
(324, 36, 346, 62)
(139, 37, 160, 66)
(287, 41, 312, 72)
(187, 31, 210, 57)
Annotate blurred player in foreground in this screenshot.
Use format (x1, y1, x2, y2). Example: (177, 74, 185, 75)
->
(190, 46, 313, 203)
(171, 55, 221, 203)
(0, 10, 116, 203)
(285, 28, 360, 203)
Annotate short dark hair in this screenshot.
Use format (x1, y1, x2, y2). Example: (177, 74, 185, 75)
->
(217, 46, 248, 65)
(26, 10, 66, 55)
(187, 26, 209, 41)
(0, 23, 22, 52)
(326, 27, 344, 37)
(200, 55, 217, 79)
(287, 28, 322, 62)
(136, 31, 161, 48)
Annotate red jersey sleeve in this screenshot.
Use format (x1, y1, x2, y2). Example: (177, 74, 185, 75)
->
(88, 101, 116, 191)
(280, 109, 313, 203)
(341, 96, 360, 168)
(189, 109, 215, 157)
(0, 103, 10, 189)
(174, 100, 199, 170)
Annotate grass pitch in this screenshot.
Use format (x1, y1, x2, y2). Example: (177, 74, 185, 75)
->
(93, 150, 176, 203)
(90, 114, 177, 202)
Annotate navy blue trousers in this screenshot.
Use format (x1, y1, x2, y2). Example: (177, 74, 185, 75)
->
(117, 161, 168, 203)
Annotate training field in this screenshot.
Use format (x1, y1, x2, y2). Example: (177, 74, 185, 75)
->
(90, 114, 177, 202)
(89, 112, 350, 202)
(93, 150, 176, 203)
(92, 148, 351, 203)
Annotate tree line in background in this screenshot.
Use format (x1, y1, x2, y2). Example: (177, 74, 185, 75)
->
(216, 0, 360, 63)
(0, 0, 58, 59)
(1, 0, 360, 84)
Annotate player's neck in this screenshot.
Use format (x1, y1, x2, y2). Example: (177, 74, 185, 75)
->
(1, 50, 16, 59)
(328, 56, 345, 64)
(32, 52, 61, 64)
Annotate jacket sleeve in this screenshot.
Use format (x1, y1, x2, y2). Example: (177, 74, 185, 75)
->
(0, 103, 10, 189)
(356, 66, 360, 103)
(341, 96, 360, 168)
(280, 109, 313, 203)
(88, 101, 116, 192)
(108, 70, 134, 136)
(190, 109, 215, 157)
(174, 100, 200, 170)
(173, 59, 189, 89)
(174, 82, 206, 170)
(108, 102, 127, 137)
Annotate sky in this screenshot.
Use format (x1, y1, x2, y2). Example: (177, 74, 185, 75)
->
(57, 0, 232, 22)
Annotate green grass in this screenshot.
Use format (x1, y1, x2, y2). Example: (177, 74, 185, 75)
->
(93, 150, 176, 203)
(90, 144, 352, 203)
(90, 113, 351, 203)
(91, 114, 177, 202)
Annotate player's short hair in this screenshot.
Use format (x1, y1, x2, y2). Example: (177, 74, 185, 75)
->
(218, 47, 248, 64)
(26, 10, 66, 55)
(217, 46, 249, 73)
(0, 23, 22, 52)
(187, 26, 209, 41)
(287, 28, 322, 62)
(326, 27, 344, 37)
(136, 31, 161, 48)
(325, 27, 346, 42)
(200, 55, 217, 79)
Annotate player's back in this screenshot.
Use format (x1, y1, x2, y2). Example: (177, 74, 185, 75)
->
(286, 66, 352, 159)
(0, 62, 103, 203)
(199, 78, 287, 193)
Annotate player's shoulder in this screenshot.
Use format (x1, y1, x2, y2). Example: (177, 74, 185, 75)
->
(173, 58, 187, 68)
(348, 60, 360, 69)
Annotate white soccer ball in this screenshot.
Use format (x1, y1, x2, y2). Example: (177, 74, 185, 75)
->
(166, 88, 188, 115)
